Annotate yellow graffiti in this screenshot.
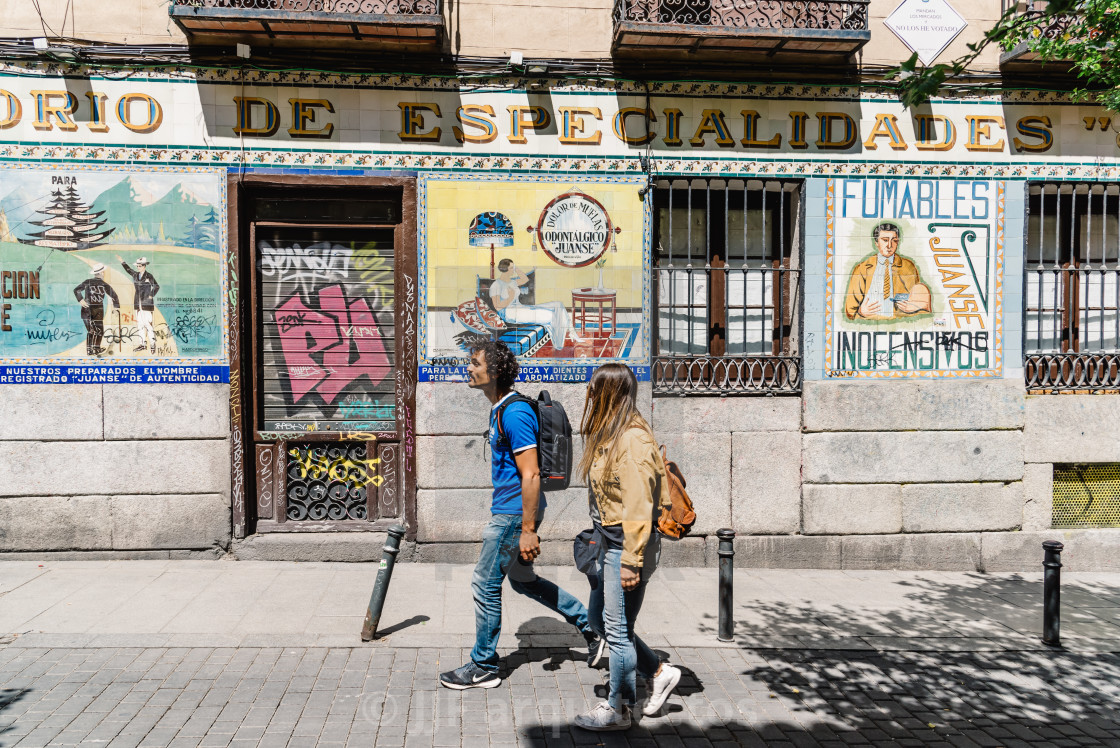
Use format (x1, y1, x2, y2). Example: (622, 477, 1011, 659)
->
(354, 247, 392, 296)
(288, 448, 384, 488)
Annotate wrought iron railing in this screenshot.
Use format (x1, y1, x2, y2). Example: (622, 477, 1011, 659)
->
(614, 0, 869, 31)
(173, 0, 439, 15)
(653, 355, 801, 394)
(1000, 0, 1076, 44)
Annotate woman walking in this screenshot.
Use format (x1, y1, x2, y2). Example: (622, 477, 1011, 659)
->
(574, 363, 682, 731)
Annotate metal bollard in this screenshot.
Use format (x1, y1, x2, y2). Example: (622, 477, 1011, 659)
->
(361, 524, 406, 642)
(1041, 540, 1064, 647)
(717, 528, 736, 642)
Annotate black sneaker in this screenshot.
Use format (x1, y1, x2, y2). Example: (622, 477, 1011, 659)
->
(586, 635, 607, 668)
(439, 662, 500, 690)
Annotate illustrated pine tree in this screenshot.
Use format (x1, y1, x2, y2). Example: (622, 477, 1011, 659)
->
(22, 185, 115, 250)
(182, 206, 219, 251)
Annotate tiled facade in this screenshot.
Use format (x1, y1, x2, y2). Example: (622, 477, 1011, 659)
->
(1, 2, 1119, 569)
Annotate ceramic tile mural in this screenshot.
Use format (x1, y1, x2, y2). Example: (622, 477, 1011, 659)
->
(418, 174, 650, 382)
(0, 164, 227, 383)
(824, 178, 1004, 378)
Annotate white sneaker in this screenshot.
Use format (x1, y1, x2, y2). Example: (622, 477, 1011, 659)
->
(643, 663, 681, 715)
(574, 701, 631, 731)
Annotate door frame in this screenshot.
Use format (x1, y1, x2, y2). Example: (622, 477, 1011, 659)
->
(227, 173, 418, 540)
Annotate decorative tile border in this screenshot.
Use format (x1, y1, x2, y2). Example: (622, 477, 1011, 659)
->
(2, 143, 1120, 182)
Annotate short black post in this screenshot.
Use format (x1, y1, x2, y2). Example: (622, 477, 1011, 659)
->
(717, 528, 736, 642)
(361, 524, 406, 641)
(1041, 540, 1064, 647)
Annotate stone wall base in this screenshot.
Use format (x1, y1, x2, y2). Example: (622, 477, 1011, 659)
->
(4, 530, 1117, 571)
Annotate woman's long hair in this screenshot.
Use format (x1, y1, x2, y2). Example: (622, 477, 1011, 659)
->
(578, 364, 653, 480)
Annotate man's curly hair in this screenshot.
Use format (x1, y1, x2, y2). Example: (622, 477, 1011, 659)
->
(470, 340, 519, 391)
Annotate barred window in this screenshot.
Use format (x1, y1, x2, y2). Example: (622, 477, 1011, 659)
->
(1025, 183, 1120, 390)
(652, 179, 801, 394)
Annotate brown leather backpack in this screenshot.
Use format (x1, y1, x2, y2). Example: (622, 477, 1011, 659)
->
(656, 445, 696, 539)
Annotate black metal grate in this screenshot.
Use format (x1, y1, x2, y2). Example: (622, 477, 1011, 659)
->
(652, 179, 801, 394)
(285, 442, 382, 521)
(1025, 182, 1120, 390)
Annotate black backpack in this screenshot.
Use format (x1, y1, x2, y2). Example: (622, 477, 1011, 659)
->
(494, 390, 573, 492)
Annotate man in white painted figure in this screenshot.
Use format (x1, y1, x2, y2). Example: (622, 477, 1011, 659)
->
(118, 255, 160, 354)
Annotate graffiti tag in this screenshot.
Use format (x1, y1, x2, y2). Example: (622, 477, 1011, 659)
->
(288, 448, 384, 488)
(171, 313, 217, 344)
(260, 242, 352, 297)
(275, 284, 390, 406)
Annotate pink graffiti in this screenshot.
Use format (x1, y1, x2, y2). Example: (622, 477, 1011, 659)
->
(275, 285, 390, 405)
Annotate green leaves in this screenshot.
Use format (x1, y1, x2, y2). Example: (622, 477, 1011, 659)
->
(891, 0, 1120, 114)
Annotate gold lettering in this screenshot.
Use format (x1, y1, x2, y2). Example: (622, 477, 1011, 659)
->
(117, 93, 163, 134)
(453, 104, 497, 144)
(612, 107, 655, 145)
(232, 96, 280, 137)
(965, 115, 1005, 152)
(506, 105, 549, 144)
(740, 110, 781, 149)
(31, 91, 78, 132)
(557, 107, 602, 145)
(914, 114, 956, 151)
(85, 92, 109, 133)
(689, 109, 734, 147)
(0, 90, 21, 129)
(862, 113, 907, 151)
(288, 98, 335, 138)
(398, 102, 442, 142)
(815, 112, 856, 150)
(1013, 115, 1053, 153)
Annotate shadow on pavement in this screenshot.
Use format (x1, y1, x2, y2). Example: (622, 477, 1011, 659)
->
(519, 648, 1120, 745)
(0, 688, 28, 746)
(690, 572, 1120, 643)
(511, 574, 1120, 744)
(507, 616, 582, 674)
(376, 614, 430, 638)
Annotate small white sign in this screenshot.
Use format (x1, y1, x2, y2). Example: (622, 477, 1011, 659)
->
(885, 0, 968, 66)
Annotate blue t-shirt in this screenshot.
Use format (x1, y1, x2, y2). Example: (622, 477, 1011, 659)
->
(489, 393, 543, 514)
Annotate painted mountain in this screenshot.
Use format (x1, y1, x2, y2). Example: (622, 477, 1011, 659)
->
(0, 185, 49, 239)
(90, 176, 218, 249)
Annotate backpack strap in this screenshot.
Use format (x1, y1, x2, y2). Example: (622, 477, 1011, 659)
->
(494, 392, 534, 442)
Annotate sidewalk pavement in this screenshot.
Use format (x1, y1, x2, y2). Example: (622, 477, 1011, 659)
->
(3, 561, 1120, 651)
(2, 561, 1120, 748)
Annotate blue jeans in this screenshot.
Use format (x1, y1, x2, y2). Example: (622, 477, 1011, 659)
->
(588, 545, 662, 711)
(470, 513, 593, 672)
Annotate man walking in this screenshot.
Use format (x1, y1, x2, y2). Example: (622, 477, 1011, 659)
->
(117, 255, 160, 353)
(439, 340, 604, 689)
(73, 264, 119, 356)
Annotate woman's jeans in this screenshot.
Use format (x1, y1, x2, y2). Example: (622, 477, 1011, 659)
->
(470, 513, 593, 672)
(587, 545, 661, 712)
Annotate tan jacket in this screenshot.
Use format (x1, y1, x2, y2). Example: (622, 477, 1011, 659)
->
(844, 253, 923, 320)
(588, 426, 670, 568)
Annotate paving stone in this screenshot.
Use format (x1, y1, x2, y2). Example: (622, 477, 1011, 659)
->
(3, 643, 1120, 747)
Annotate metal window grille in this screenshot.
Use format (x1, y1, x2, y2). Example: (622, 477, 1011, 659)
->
(1053, 464, 1120, 529)
(1025, 182, 1120, 390)
(652, 179, 801, 394)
